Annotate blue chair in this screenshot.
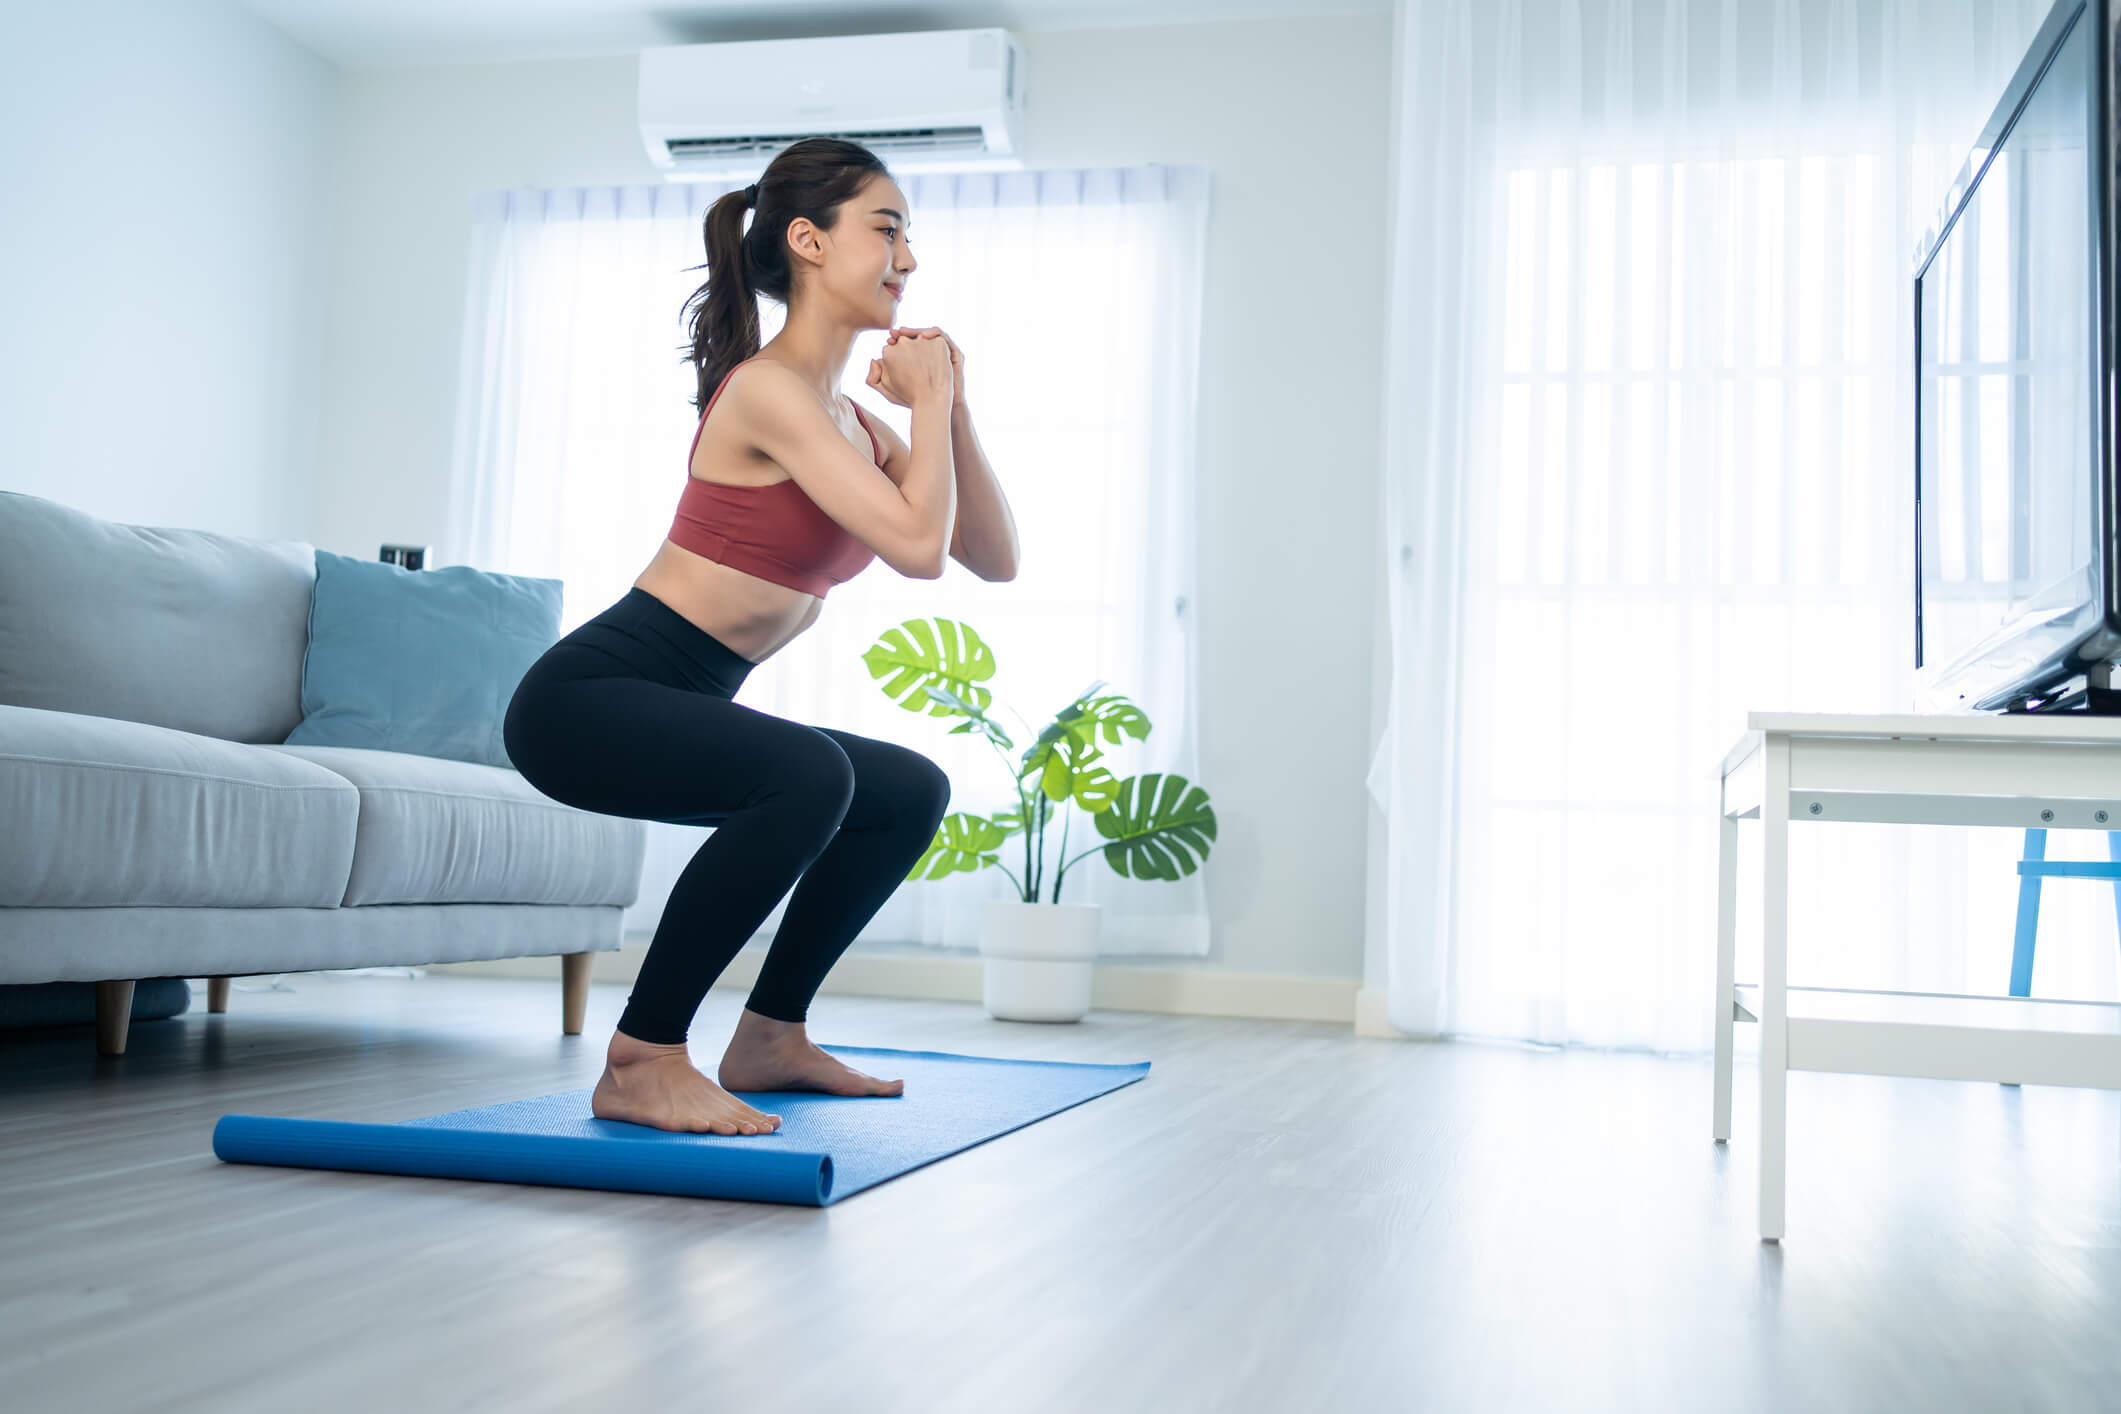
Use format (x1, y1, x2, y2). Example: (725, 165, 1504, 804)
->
(2010, 828, 2121, 995)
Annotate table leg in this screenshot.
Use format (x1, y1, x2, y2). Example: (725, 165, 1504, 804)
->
(1759, 734, 1790, 1242)
(1714, 780, 1738, 1143)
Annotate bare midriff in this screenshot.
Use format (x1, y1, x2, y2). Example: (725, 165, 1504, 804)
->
(631, 391, 875, 667)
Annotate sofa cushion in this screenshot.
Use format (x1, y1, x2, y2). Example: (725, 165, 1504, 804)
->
(258, 745, 645, 908)
(283, 550, 563, 770)
(0, 491, 315, 744)
(0, 704, 358, 908)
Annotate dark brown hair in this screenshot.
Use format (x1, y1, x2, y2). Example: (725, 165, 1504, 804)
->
(680, 137, 893, 414)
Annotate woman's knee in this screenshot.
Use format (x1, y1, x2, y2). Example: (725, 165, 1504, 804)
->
(894, 753, 952, 835)
(918, 756, 952, 820)
(775, 730, 859, 817)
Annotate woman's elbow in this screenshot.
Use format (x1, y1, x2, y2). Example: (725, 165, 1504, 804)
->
(896, 539, 947, 580)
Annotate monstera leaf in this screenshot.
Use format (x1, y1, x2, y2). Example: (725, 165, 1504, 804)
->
(1020, 692, 1150, 792)
(1074, 692, 1151, 749)
(1038, 751, 1124, 813)
(905, 811, 1012, 881)
(863, 618, 997, 720)
(1071, 772, 1216, 883)
(983, 801, 1031, 838)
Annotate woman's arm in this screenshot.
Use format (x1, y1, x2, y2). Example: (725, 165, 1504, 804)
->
(865, 400, 1019, 581)
(946, 401, 1019, 582)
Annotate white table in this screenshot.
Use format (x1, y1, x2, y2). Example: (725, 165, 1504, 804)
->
(1716, 711, 2121, 1241)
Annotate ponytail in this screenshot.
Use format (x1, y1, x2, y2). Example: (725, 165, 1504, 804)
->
(681, 187, 761, 415)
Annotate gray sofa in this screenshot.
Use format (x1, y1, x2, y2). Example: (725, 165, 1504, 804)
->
(0, 491, 647, 1056)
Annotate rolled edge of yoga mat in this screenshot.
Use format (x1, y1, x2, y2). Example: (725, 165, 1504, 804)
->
(211, 1114, 835, 1205)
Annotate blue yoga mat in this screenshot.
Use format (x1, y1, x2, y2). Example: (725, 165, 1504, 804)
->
(213, 1045, 1150, 1205)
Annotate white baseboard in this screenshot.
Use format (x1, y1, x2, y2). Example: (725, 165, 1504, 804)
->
(1354, 985, 1396, 1038)
(426, 938, 1375, 1026)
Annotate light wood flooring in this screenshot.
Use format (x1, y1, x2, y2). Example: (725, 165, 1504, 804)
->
(5, 971, 2121, 1413)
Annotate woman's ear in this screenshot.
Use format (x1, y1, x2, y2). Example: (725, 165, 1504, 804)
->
(784, 216, 823, 269)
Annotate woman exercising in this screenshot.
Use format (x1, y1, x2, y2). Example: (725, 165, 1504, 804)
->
(503, 138, 1018, 1137)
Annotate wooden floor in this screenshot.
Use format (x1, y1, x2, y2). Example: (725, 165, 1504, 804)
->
(5, 972, 2121, 1413)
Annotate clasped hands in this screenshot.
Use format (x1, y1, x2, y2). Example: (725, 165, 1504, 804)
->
(866, 325, 966, 409)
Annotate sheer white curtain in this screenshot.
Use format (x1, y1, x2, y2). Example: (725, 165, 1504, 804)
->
(1370, 0, 2115, 1051)
(445, 166, 1212, 958)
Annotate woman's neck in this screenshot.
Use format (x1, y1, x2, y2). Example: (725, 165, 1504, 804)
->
(759, 305, 863, 404)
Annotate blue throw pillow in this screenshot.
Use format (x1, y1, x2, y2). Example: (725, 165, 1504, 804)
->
(285, 550, 562, 769)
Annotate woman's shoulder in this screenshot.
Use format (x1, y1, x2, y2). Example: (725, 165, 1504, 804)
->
(718, 360, 892, 478)
(718, 354, 789, 401)
(708, 358, 812, 437)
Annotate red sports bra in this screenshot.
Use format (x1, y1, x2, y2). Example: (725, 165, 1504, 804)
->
(667, 356, 882, 597)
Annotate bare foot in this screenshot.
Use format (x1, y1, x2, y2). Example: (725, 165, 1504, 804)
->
(719, 1007, 905, 1097)
(591, 1029, 784, 1135)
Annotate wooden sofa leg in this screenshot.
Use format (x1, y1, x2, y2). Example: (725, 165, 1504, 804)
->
(561, 952, 593, 1036)
(207, 977, 231, 1013)
(94, 980, 135, 1056)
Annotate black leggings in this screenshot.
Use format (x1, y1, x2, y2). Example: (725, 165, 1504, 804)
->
(501, 587, 951, 1043)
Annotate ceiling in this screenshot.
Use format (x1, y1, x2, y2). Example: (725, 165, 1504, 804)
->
(233, 0, 1388, 69)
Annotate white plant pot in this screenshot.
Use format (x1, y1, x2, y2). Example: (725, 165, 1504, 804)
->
(978, 899, 1102, 1022)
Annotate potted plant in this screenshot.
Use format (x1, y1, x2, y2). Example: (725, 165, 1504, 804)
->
(862, 618, 1217, 1021)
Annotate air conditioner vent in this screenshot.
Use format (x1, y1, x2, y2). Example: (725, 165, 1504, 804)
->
(663, 126, 991, 162)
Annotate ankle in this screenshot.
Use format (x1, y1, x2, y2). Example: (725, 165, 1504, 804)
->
(607, 1029, 689, 1067)
(732, 1007, 807, 1046)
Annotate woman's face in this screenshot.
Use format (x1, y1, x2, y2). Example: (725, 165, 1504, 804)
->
(828, 174, 916, 329)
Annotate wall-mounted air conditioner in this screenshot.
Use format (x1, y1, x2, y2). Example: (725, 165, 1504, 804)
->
(638, 27, 1026, 181)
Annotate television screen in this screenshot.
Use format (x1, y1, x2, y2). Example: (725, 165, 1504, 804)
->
(1915, 0, 2103, 708)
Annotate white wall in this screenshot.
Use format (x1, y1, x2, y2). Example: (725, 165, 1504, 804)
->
(314, 15, 1394, 982)
(0, 0, 335, 540)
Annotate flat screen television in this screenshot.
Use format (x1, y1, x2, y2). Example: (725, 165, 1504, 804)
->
(1914, 0, 2121, 712)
